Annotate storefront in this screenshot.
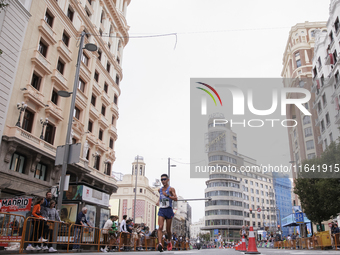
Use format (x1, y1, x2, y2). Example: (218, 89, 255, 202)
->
(282, 213, 312, 237)
(62, 184, 111, 229)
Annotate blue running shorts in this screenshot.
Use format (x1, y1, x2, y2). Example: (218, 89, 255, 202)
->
(158, 207, 174, 219)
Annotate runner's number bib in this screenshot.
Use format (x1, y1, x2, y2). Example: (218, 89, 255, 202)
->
(160, 198, 170, 208)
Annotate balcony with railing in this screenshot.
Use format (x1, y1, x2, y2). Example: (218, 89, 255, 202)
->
(51, 69, 68, 91)
(57, 40, 72, 62)
(76, 89, 88, 108)
(92, 81, 101, 96)
(45, 100, 63, 123)
(23, 83, 46, 109)
(110, 102, 119, 114)
(90, 105, 100, 120)
(99, 114, 109, 128)
(31, 50, 52, 75)
(4, 126, 57, 155)
(38, 19, 56, 45)
(109, 124, 117, 137)
(101, 91, 110, 105)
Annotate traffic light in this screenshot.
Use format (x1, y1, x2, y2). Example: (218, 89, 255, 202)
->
(249, 208, 252, 214)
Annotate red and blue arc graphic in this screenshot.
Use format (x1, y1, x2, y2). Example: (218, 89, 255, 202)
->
(196, 82, 223, 106)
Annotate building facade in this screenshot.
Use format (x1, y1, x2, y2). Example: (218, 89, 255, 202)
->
(0, 0, 31, 146)
(272, 174, 292, 237)
(0, 0, 130, 215)
(311, 0, 340, 151)
(281, 21, 326, 206)
(172, 196, 192, 238)
(190, 218, 209, 239)
(202, 114, 276, 242)
(110, 156, 159, 230)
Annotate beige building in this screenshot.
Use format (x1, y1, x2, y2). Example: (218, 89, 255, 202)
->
(0, 0, 130, 203)
(281, 21, 326, 207)
(110, 156, 159, 230)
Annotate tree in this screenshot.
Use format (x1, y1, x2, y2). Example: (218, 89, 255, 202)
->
(294, 141, 340, 228)
(198, 232, 210, 242)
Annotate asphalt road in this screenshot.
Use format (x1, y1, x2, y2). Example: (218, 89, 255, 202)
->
(35, 247, 340, 254)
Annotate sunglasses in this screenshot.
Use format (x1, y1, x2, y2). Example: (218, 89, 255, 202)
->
(161, 178, 168, 181)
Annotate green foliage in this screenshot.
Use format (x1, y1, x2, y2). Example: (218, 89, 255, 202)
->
(198, 232, 210, 242)
(294, 141, 340, 227)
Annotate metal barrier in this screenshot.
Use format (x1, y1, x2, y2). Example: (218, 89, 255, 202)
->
(67, 223, 100, 252)
(334, 233, 340, 250)
(0, 212, 25, 250)
(7, 214, 190, 253)
(19, 217, 71, 253)
(98, 228, 119, 252)
(118, 232, 135, 251)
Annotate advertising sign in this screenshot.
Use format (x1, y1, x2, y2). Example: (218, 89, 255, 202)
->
(295, 212, 304, 224)
(83, 185, 110, 206)
(60, 204, 78, 224)
(0, 197, 32, 212)
(63, 185, 83, 200)
(100, 208, 110, 229)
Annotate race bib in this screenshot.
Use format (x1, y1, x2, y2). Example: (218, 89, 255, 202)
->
(160, 198, 170, 208)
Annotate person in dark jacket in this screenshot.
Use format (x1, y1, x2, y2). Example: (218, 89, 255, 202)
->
(73, 207, 88, 250)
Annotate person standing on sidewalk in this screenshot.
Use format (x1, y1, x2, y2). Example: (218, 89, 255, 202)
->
(156, 174, 177, 252)
(73, 207, 88, 250)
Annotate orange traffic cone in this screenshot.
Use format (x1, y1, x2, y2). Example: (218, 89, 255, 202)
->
(245, 226, 261, 254)
(236, 242, 239, 250)
(239, 235, 246, 252)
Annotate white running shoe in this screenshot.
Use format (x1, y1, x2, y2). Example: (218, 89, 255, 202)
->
(42, 245, 49, 250)
(35, 245, 42, 250)
(49, 247, 57, 252)
(26, 244, 36, 251)
(39, 237, 48, 242)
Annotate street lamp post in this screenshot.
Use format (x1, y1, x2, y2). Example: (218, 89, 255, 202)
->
(15, 102, 27, 127)
(168, 157, 176, 185)
(56, 31, 97, 210)
(39, 118, 48, 139)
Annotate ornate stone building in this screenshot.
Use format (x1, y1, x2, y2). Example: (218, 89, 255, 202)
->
(0, 0, 131, 200)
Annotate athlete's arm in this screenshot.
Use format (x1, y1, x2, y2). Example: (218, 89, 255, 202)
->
(156, 188, 160, 206)
(169, 187, 177, 201)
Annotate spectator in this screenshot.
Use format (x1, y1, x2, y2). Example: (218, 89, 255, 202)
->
(101, 215, 116, 252)
(150, 229, 157, 237)
(108, 216, 119, 251)
(40, 192, 52, 218)
(26, 197, 49, 251)
(120, 215, 128, 233)
(73, 207, 88, 250)
(144, 227, 150, 237)
(42, 200, 59, 253)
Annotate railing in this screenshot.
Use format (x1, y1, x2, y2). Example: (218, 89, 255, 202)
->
(19, 217, 71, 253)
(5, 126, 58, 156)
(1, 213, 191, 252)
(0, 212, 25, 251)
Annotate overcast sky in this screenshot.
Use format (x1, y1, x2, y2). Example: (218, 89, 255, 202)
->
(112, 0, 330, 223)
